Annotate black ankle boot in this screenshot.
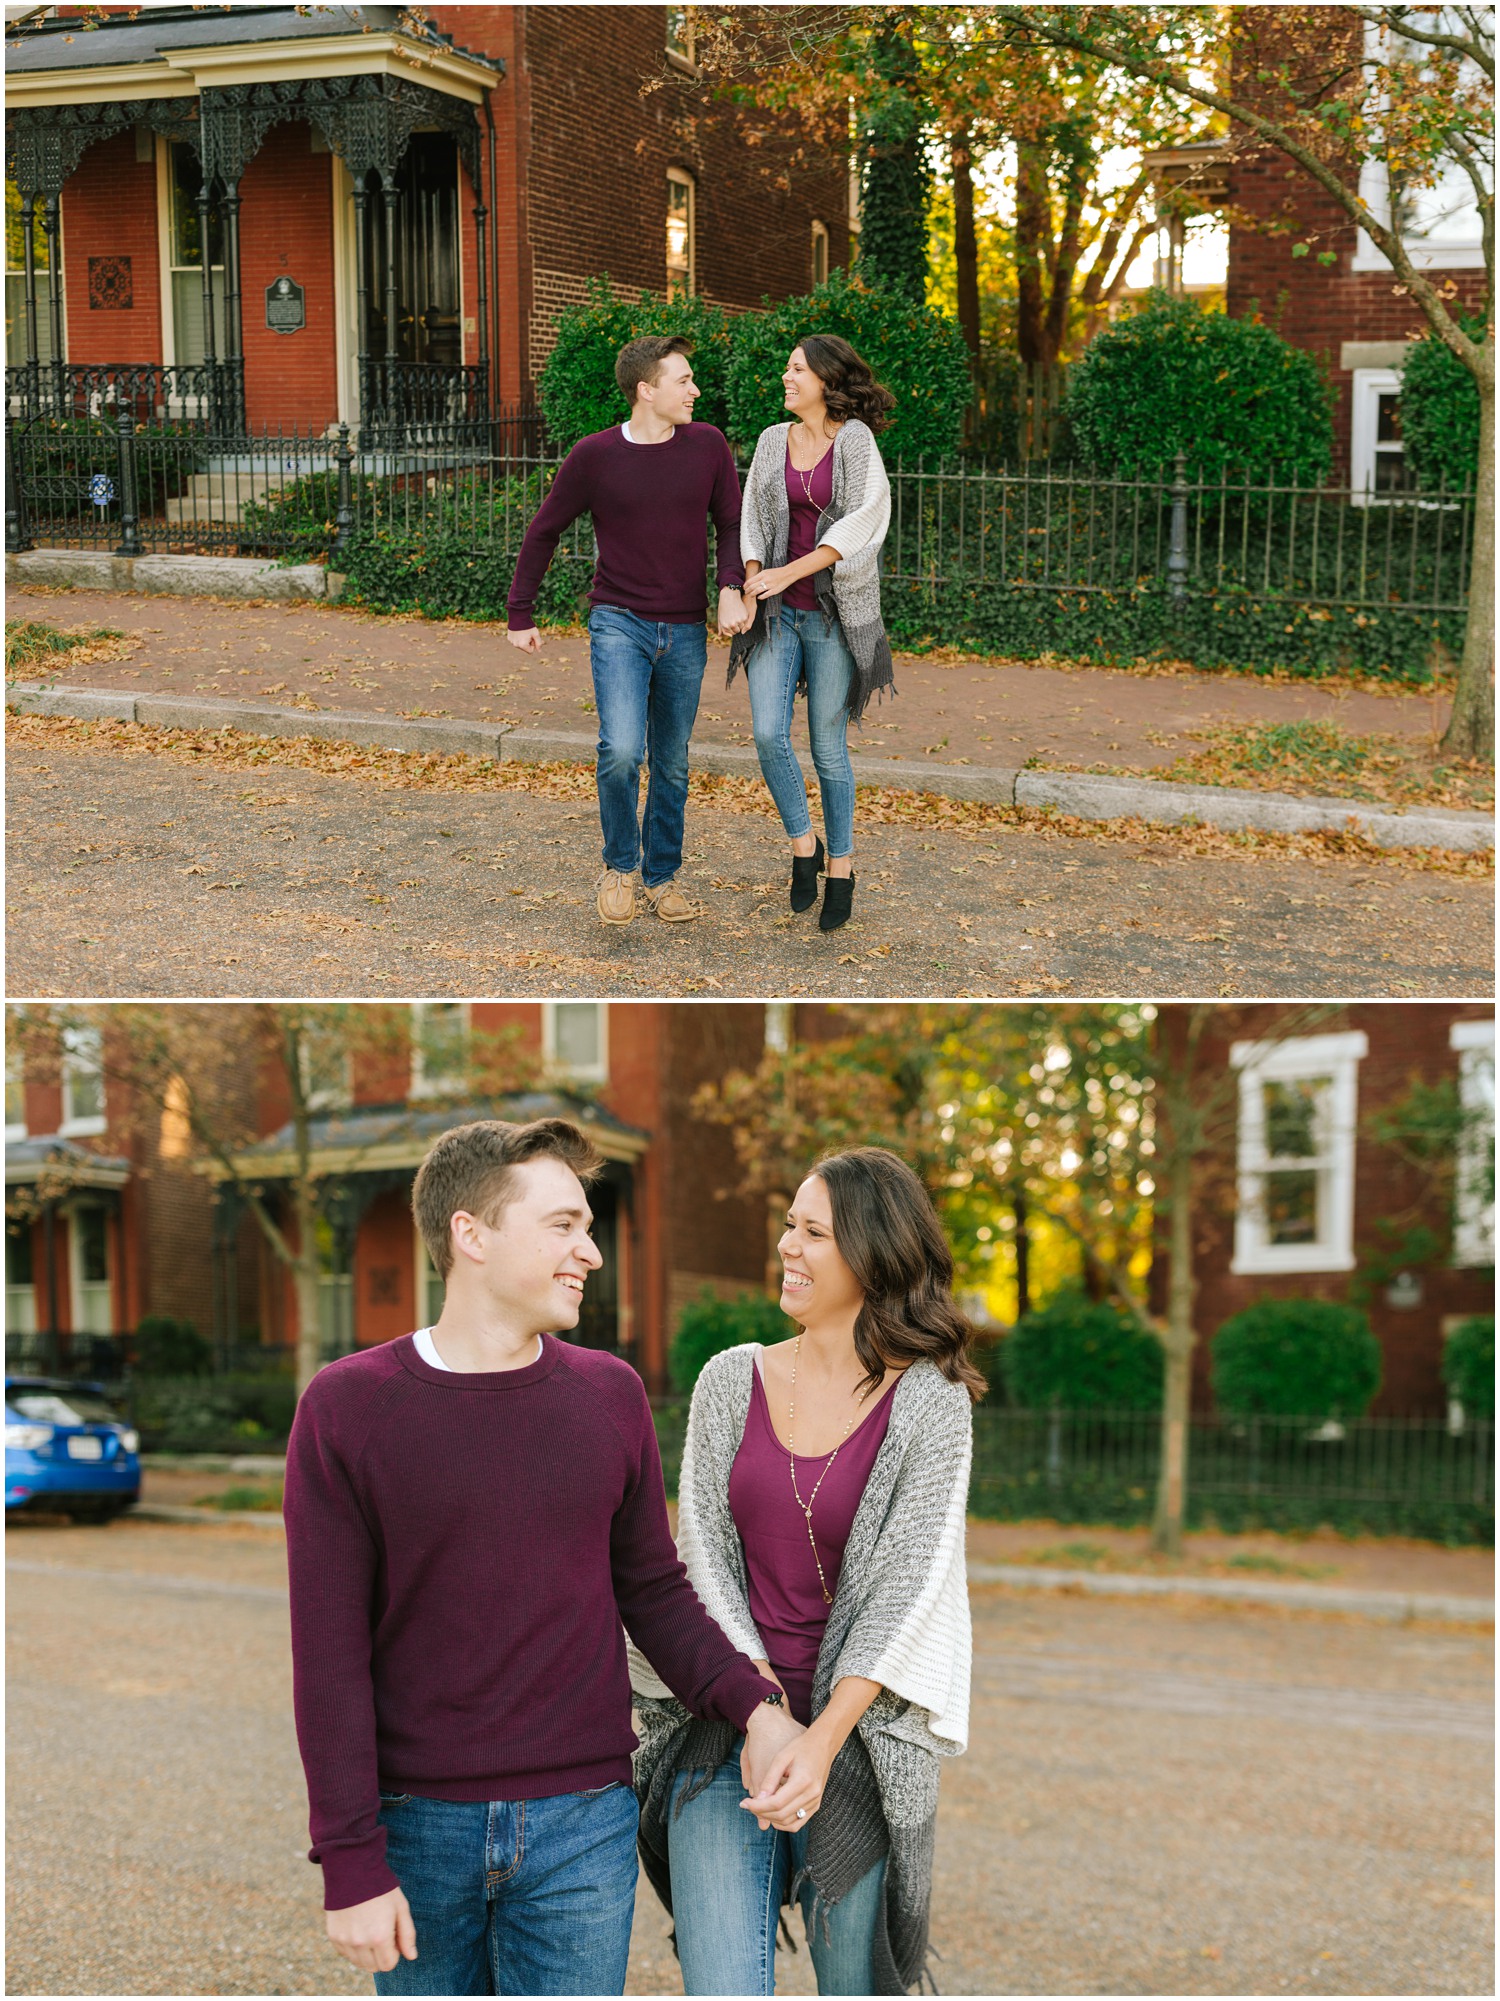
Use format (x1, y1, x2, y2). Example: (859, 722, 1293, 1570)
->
(790, 836, 825, 913)
(819, 872, 855, 932)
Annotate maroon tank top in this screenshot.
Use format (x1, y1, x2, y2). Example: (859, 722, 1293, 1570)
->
(728, 1357, 895, 1724)
(783, 441, 836, 611)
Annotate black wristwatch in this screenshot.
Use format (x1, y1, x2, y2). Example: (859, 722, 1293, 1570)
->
(760, 1687, 786, 1710)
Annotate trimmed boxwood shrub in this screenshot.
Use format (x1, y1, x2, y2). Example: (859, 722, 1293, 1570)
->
(722, 266, 972, 461)
(133, 1315, 209, 1377)
(1443, 1315, 1495, 1419)
(1000, 1294, 1164, 1411)
(1067, 294, 1334, 480)
(1400, 320, 1483, 493)
(538, 278, 733, 449)
(668, 1288, 792, 1395)
(1211, 1298, 1382, 1420)
(129, 1374, 298, 1453)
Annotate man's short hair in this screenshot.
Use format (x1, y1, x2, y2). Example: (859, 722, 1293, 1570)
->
(615, 333, 693, 408)
(411, 1117, 603, 1278)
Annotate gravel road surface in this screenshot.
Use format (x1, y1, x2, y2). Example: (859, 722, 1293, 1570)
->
(6, 1519, 1492, 1996)
(8, 727, 1490, 999)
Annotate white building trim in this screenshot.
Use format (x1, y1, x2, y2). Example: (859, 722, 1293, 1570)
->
(1230, 1031, 1368, 1276)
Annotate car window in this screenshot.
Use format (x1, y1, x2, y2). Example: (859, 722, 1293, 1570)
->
(7, 1390, 123, 1427)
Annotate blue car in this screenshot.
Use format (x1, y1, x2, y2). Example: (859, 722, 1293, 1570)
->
(5, 1377, 141, 1522)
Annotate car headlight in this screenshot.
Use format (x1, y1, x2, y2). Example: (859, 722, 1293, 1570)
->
(118, 1428, 140, 1454)
(5, 1423, 54, 1450)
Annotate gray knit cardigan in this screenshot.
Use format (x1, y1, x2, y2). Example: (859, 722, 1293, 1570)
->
(728, 417, 895, 723)
(629, 1345, 973, 1995)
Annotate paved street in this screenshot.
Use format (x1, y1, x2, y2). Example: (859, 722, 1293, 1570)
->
(6, 1518, 1493, 1996)
(7, 722, 1491, 999)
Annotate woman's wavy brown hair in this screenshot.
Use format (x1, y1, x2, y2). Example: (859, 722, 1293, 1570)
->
(799, 1146, 986, 1404)
(795, 334, 897, 434)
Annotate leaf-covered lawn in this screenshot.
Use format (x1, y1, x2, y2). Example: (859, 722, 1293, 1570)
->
(5, 617, 134, 676)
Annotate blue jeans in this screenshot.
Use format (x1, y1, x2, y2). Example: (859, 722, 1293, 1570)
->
(667, 1751, 886, 1996)
(746, 605, 858, 861)
(588, 605, 707, 888)
(371, 1783, 639, 1996)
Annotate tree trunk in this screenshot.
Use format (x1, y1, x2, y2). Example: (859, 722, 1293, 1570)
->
(1013, 1186, 1031, 1320)
(1014, 136, 1051, 369)
(1442, 359, 1495, 762)
(1152, 1139, 1197, 1555)
(950, 125, 981, 360)
(293, 1181, 323, 1397)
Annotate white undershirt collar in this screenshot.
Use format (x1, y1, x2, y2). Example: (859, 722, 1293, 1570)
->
(621, 420, 676, 445)
(413, 1326, 543, 1371)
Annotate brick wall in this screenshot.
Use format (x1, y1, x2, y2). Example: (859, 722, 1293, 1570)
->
(238, 123, 339, 431)
(58, 131, 163, 364)
(1161, 1003, 1494, 1418)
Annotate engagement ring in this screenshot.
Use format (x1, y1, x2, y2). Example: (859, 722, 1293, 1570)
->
(796, 1808, 806, 1819)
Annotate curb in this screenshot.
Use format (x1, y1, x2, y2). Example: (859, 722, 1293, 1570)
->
(6, 547, 336, 601)
(966, 1560, 1495, 1625)
(8, 680, 1493, 853)
(132, 1503, 287, 1529)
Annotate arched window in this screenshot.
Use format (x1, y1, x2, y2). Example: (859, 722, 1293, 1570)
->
(666, 168, 695, 295)
(810, 218, 829, 287)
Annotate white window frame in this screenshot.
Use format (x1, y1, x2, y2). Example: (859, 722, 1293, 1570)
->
(414, 1218, 446, 1331)
(1450, 1017, 1495, 1268)
(1350, 15, 1490, 271)
(543, 1003, 609, 1087)
(666, 167, 695, 296)
(297, 1026, 352, 1115)
(59, 1024, 106, 1139)
(765, 1002, 792, 1053)
(1230, 1031, 1368, 1275)
(810, 218, 829, 288)
(67, 1200, 113, 1336)
(665, 7, 699, 74)
(410, 1001, 469, 1100)
(1349, 366, 1410, 503)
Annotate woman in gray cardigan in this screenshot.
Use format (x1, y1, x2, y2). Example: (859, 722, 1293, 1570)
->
(629, 1148, 984, 1995)
(728, 336, 897, 933)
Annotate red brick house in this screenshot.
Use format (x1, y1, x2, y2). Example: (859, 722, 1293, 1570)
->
(1157, 1003, 1494, 1419)
(6, 1002, 782, 1396)
(1221, 9, 1489, 488)
(4, 4, 851, 434)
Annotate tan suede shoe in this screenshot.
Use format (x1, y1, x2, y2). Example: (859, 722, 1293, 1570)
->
(595, 869, 637, 925)
(643, 879, 699, 923)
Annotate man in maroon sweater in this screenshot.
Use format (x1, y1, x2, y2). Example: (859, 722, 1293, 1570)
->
(506, 334, 748, 928)
(285, 1117, 800, 1995)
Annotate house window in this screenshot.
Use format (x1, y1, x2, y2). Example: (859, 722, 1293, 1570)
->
(70, 1204, 113, 1334)
(6, 1227, 36, 1337)
(5, 177, 62, 367)
(60, 1025, 105, 1138)
(313, 1214, 354, 1356)
(1350, 368, 1414, 499)
(5, 1032, 25, 1140)
(810, 218, 829, 287)
(544, 1003, 608, 1086)
(765, 1002, 792, 1053)
(666, 169, 695, 294)
(411, 1002, 469, 1099)
(1450, 1018, 1495, 1267)
(1351, 15, 1489, 271)
(298, 1019, 352, 1113)
(1230, 1031, 1368, 1275)
(665, 7, 698, 71)
(165, 140, 224, 366)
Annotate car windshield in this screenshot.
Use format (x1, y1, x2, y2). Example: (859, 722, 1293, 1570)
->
(7, 1389, 123, 1427)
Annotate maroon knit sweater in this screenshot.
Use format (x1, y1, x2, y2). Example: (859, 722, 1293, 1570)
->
(505, 422, 744, 628)
(284, 1334, 774, 1910)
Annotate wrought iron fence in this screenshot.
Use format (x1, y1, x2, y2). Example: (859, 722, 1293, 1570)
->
(4, 413, 1475, 625)
(5, 358, 245, 431)
(650, 1401, 1493, 1541)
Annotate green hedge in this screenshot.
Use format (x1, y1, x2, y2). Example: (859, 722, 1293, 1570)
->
(1401, 321, 1483, 493)
(128, 1374, 297, 1454)
(1211, 1299, 1382, 1421)
(1067, 294, 1334, 481)
(999, 1295, 1163, 1410)
(669, 1288, 792, 1395)
(1443, 1316, 1495, 1419)
(538, 278, 734, 449)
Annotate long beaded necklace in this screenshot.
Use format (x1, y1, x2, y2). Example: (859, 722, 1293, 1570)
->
(790, 428, 834, 505)
(786, 1334, 861, 1605)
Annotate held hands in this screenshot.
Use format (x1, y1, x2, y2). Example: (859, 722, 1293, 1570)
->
(325, 1886, 417, 1975)
(741, 1724, 835, 1833)
(717, 585, 755, 637)
(506, 626, 543, 653)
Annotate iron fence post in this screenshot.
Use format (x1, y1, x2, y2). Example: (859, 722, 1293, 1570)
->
(1167, 448, 1190, 601)
(113, 408, 143, 558)
(5, 416, 33, 553)
(332, 422, 355, 552)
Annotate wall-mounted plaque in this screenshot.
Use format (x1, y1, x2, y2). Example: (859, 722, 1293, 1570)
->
(265, 275, 306, 333)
